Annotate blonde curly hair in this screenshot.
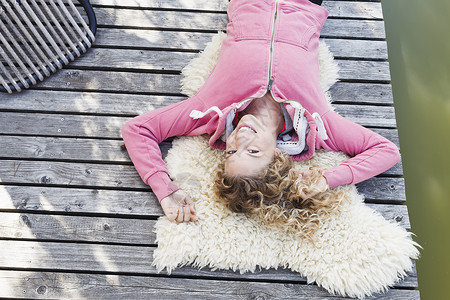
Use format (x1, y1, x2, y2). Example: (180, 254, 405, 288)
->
(214, 152, 345, 240)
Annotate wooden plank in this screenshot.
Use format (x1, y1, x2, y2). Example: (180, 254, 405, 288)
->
(0, 136, 131, 162)
(0, 134, 400, 163)
(0, 240, 154, 273)
(0, 270, 419, 299)
(0, 161, 405, 202)
(0, 134, 402, 177)
(334, 104, 396, 127)
(330, 82, 393, 104)
(93, 20, 385, 51)
(90, 4, 383, 31)
(68, 41, 386, 72)
(356, 177, 406, 203)
(74, 48, 197, 71)
(0, 241, 418, 290)
(0, 136, 171, 162)
(94, 28, 216, 50)
(323, 38, 388, 60)
(0, 112, 132, 139)
(337, 60, 391, 82)
(0, 105, 396, 142)
(92, 28, 387, 53)
(0, 160, 148, 190)
(0, 90, 185, 115)
(322, 1, 383, 19)
(94, 8, 229, 31)
(0, 186, 162, 215)
(0, 83, 394, 115)
(0, 212, 157, 244)
(35, 70, 182, 94)
(0, 205, 411, 243)
(0, 184, 407, 217)
(90, 0, 230, 11)
(90, 0, 383, 20)
(23, 60, 390, 92)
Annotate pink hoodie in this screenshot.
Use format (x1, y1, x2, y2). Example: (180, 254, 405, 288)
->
(122, 0, 400, 202)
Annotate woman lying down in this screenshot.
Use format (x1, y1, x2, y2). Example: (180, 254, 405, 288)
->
(122, 0, 400, 238)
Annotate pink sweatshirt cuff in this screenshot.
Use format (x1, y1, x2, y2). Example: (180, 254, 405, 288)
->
(323, 165, 353, 189)
(145, 172, 180, 203)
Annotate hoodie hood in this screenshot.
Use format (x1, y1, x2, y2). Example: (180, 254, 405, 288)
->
(189, 98, 328, 161)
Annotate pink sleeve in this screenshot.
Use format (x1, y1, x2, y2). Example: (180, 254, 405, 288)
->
(121, 97, 206, 202)
(321, 111, 401, 188)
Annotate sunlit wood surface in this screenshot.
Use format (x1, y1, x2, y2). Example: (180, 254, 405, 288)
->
(0, 0, 420, 298)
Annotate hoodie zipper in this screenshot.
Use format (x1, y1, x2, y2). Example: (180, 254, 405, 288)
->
(267, 0, 279, 95)
(230, 0, 280, 109)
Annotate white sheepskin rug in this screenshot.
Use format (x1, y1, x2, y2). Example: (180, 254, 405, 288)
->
(153, 32, 420, 299)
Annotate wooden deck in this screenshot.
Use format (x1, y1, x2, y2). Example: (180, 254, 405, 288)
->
(0, 0, 420, 298)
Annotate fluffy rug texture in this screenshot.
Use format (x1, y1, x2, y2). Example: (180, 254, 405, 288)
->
(153, 32, 420, 299)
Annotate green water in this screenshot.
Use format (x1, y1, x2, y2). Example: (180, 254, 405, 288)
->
(382, 0, 450, 299)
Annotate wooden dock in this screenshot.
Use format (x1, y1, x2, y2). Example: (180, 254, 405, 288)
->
(0, 0, 420, 298)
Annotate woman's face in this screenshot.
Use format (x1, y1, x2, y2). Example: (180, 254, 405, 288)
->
(225, 114, 280, 176)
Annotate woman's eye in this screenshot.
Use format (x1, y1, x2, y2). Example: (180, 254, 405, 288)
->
(248, 150, 259, 154)
(227, 150, 237, 155)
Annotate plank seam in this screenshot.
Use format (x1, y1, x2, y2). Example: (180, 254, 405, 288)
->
(0, 267, 416, 290)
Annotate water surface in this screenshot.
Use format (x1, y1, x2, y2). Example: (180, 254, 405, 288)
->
(382, 0, 450, 299)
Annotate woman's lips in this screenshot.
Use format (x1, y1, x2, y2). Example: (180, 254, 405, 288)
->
(238, 123, 257, 133)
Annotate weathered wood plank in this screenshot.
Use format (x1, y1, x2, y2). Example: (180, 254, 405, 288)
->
(23, 59, 390, 92)
(92, 30, 387, 54)
(356, 177, 406, 203)
(0, 241, 417, 290)
(324, 38, 387, 60)
(330, 81, 393, 104)
(0, 212, 157, 244)
(0, 136, 131, 162)
(90, 3, 383, 31)
(337, 60, 391, 82)
(90, 0, 230, 11)
(0, 90, 184, 115)
(0, 160, 405, 201)
(0, 105, 396, 142)
(334, 104, 396, 127)
(0, 83, 394, 115)
(0, 183, 407, 217)
(0, 112, 131, 139)
(0, 205, 411, 243)
(0, 186, 162, 215)
(0, 160, 404, 192)
(93, 20, 385, 51)
(0, 160, 148, 190)
(75, 48, 197, 71)
(0, 270, 419, 299)
(0, 136, 173, 162)
(0, 240, 152, 273)
(0, 134, 400, 164)
(94, 28, 216, 50)
(69, 41, 386, 72)
(0, 134, 402, 177)
(323, 1, 383, 19)
(90, 0, 383, 20)
(94, 8, 229, 31)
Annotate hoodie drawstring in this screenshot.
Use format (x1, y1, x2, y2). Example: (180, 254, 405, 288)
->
(189, 106, 223, 119)
(312, 112, 328, 140)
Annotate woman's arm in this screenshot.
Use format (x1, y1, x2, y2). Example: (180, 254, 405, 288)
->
(320, 111, 401, 188)
(122, 96, 207, 202)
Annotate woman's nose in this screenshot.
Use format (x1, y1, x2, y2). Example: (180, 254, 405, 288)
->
(236, 131, 255, 146)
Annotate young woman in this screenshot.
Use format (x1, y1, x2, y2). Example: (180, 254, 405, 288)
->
(122, 0, 400, 225)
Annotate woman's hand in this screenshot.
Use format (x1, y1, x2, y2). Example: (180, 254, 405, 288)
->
(160, 190, 199, 223)
(297, 169, 329, 200)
